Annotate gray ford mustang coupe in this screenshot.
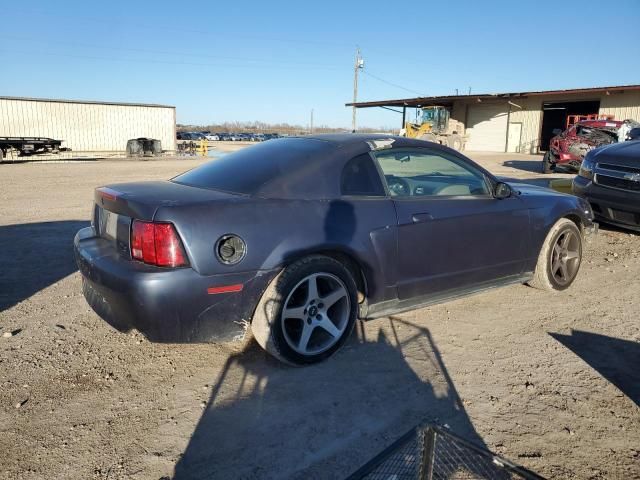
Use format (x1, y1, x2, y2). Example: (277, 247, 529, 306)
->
(75, 134, 594, 364)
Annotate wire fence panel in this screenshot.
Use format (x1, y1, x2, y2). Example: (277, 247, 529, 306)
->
(347, 425, 545, 480)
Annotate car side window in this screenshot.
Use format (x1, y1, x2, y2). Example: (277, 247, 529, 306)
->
(341, 153, 385, 196)
(373, 148, 490, 197)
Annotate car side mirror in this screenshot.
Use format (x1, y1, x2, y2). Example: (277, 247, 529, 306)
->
(494, 182, 512, 199)
(552, 128, 563, 136)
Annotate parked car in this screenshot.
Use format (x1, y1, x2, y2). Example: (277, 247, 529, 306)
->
(543, 120, 622, 173)
(205, 134, 219, 141)
(573, 141, 640, 231)
(625, 127, 640, 141)
(177, 132, 206, 141)
(74, 134, 593, 365)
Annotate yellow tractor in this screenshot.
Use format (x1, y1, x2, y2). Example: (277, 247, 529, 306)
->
(402, 106, 466, 151)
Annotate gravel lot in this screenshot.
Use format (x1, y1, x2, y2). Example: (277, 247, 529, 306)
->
(0, 151, 638, 480)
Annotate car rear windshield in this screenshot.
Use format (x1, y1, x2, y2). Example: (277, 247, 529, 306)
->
(172, 138, 334, 196)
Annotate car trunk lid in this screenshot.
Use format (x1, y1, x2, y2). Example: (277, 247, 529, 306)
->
(92, 181, 241, 258)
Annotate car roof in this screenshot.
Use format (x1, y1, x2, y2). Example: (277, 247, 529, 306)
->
(295, 133, 432, 149)
(173, 134, 461, 199)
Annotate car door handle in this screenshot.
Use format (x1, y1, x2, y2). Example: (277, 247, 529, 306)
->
(412, 213, 433, 223)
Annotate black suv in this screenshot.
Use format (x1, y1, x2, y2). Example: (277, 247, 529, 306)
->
(573, 141, 640, 231)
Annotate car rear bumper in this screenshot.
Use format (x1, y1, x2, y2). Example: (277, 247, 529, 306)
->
(74, 227, 278, 342)
(572, 176, 640, 231)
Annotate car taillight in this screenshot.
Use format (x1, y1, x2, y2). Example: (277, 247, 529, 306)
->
(131, 220, 188, 267)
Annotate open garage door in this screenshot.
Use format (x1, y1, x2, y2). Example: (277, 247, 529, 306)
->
(540, 100, 600, 151)
(465, 104, 508, 152)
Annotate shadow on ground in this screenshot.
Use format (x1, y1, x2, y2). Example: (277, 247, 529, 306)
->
(550, 330, 640, 407)
(503, 159, 577, 175)
(173, 317, 489, 479)
(0, 221, 87, 312)
(596, 222, 640, 236)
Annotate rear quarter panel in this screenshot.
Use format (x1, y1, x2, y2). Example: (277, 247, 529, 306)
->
(153, 197, 398, 305)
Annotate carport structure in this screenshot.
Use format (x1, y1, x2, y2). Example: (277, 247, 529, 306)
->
(347, 84, 640, 153)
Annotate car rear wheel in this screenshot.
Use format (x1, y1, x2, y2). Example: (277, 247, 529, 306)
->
(528, 218, 582, 291)
(542, 151, 555, 174)
(251, 255, 358, 365)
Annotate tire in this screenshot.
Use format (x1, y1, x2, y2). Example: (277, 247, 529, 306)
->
(542, 151, 554, 174)
(251, 255, 358, 365)
(448, 134, 463, 151)
(0, 149, 4, 162)
(527, 218, 582, 292)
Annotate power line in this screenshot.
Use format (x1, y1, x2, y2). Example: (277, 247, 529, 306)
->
(1, 8, 355, 48)
(362, 71, 425, 96)
(0, 48, 343, 72)
(0, 34, 343, 69)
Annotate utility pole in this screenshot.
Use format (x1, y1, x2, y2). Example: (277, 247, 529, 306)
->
(310, 109, 314, 134)
(352, 48, 364, 132)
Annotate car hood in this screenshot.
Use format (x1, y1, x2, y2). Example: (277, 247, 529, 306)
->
(506, 181, 567, 197)
(589, 141, 640, 167)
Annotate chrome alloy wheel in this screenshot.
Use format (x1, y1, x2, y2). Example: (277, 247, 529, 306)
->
(550, 229, 581, 286)
(280, 272, 350, 356)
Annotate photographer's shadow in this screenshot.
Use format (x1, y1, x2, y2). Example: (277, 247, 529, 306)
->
(173, 316, 487, 479)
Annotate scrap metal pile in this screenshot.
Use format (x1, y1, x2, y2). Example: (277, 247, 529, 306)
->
(567, 124, 620, 159)
(546, 119, 640, 172)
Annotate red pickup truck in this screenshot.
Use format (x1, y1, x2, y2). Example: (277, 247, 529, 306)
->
(543, 120, 622, 173)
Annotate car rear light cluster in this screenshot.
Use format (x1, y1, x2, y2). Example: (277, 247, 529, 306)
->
(131, 220, 188, 267)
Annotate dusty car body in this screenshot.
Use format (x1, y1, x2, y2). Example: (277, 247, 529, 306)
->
(74, 134, 594, 364)
(573, 140, 640, 231)
(544, 120, 622, 173)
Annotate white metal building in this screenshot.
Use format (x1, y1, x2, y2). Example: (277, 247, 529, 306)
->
(0, 96, 176, 152)
(349, 84, 640, 153)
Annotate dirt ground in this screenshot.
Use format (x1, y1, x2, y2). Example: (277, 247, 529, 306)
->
(0, 151, 638, 480)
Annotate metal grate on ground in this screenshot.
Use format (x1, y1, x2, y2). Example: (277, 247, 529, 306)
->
(346, 424, 545, 480)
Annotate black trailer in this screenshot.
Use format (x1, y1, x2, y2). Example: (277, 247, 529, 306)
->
(0, 137, 70, 161)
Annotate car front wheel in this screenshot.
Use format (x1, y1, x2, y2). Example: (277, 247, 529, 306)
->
(528, 218, 583, 291)
(251, 255, 358, 365)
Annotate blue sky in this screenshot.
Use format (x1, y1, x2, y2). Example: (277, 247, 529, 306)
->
(2, 1, 639, 129)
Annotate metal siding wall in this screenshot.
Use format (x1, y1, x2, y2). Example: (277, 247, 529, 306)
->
(600, 91, 640, 120)
(453, 98, 542, 153)
(505, 98, 541, 154)
(0, 99, 175, 152)
(451, 91, 640, 153)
